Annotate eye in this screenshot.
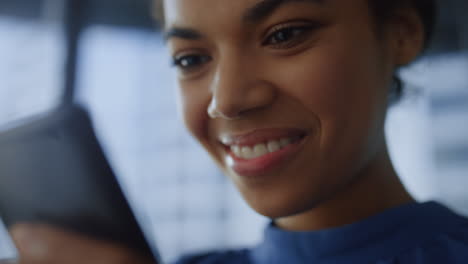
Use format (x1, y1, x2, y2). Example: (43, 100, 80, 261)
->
(262, 22, 321, 49)
(172, 54, 211, 71)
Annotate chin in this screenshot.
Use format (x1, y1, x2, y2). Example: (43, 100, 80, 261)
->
(236, 183, 325, 219)
(253, 199, 320, 220)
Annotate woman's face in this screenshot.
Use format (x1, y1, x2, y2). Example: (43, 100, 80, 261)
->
(163, 0, 401, 218)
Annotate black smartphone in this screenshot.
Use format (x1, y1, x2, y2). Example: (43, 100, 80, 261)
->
(0, 104, 160, 263)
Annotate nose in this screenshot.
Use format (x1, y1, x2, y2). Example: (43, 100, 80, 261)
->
(207, 54, 276, 120)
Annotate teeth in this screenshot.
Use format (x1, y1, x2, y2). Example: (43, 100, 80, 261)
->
(241, 146, 254, 159)
(230, 137, 296, 160)
(253, 144, 269, 159)
(232, 145, 241, 157)
(267, 141, 281, 153)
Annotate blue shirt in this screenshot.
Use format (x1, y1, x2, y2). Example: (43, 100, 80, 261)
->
(175, 201, 468, 264)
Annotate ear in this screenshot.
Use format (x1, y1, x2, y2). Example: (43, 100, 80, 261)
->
(388, 8, 425, 66)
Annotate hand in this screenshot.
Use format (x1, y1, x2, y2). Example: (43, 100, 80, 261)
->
(0, 259, 17, 264)
(9, 224, 155, 264)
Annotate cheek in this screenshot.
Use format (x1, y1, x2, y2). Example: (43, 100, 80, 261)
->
(179, 84, 210, 143)
(272, 45, 384, 125)
(178, 82, 227, 165)
(267, 30, 389, 165)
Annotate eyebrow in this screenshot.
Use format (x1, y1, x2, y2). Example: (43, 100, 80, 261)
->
(164, 0, 324, 42)
(164, 28, 203, 42)
(243, 0, 325, 24)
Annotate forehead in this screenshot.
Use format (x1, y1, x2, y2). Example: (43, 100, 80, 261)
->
(162, 0, 328, 28)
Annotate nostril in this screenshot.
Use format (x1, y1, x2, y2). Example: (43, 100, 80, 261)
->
(207, 99, 243, 120)
(209, 77, 277, 120)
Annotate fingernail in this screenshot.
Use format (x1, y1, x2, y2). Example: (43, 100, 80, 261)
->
(12, 227, 48, 258)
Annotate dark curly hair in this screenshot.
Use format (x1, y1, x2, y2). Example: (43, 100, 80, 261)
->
(370, 0, 436, 50)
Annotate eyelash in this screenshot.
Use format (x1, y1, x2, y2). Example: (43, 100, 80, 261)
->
(171, 22, 320, 72)
(262, 22, 321, 49)
(171, 54, 211, 72)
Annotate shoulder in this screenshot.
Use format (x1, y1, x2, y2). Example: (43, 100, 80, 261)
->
(173, 249, 251, 264)
(381, 205, 468, 264)
(404, 220, 468, 263)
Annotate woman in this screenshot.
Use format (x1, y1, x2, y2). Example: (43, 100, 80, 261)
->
(7, 0, 468, 263)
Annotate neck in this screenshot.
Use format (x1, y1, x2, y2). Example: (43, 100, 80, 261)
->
(275, 144, 414, 231)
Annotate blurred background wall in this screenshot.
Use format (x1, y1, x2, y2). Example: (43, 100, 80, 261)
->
(0, 0, 467, 263)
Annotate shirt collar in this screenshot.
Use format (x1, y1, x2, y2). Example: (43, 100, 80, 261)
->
(250, 201, 460, 264)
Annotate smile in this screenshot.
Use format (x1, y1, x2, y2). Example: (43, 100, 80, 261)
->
(220, 129, 308, 177)
(229, 135, 303, 160)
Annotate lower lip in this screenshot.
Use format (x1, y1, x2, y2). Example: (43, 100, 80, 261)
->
(226, 138, 306, 178)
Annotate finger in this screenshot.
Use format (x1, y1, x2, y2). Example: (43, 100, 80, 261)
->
(10, 224, 50, 264)
(0, 259, 18, 264)
(10, 224, 145, 264)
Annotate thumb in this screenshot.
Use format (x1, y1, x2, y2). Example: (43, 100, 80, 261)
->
(10, 224, 49, 261)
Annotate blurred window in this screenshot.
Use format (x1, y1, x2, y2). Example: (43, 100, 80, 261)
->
(0, 0, 64, 127)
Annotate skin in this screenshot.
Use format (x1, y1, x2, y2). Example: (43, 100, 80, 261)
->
(5, 0, 425, 263)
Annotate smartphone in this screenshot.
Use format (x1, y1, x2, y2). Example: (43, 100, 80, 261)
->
(0, 104, 160, 263)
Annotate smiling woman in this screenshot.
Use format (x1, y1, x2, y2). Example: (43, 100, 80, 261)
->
(5, 0, 468, 264)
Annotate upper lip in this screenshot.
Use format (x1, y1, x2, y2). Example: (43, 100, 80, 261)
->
(219, 128, 307, 147)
